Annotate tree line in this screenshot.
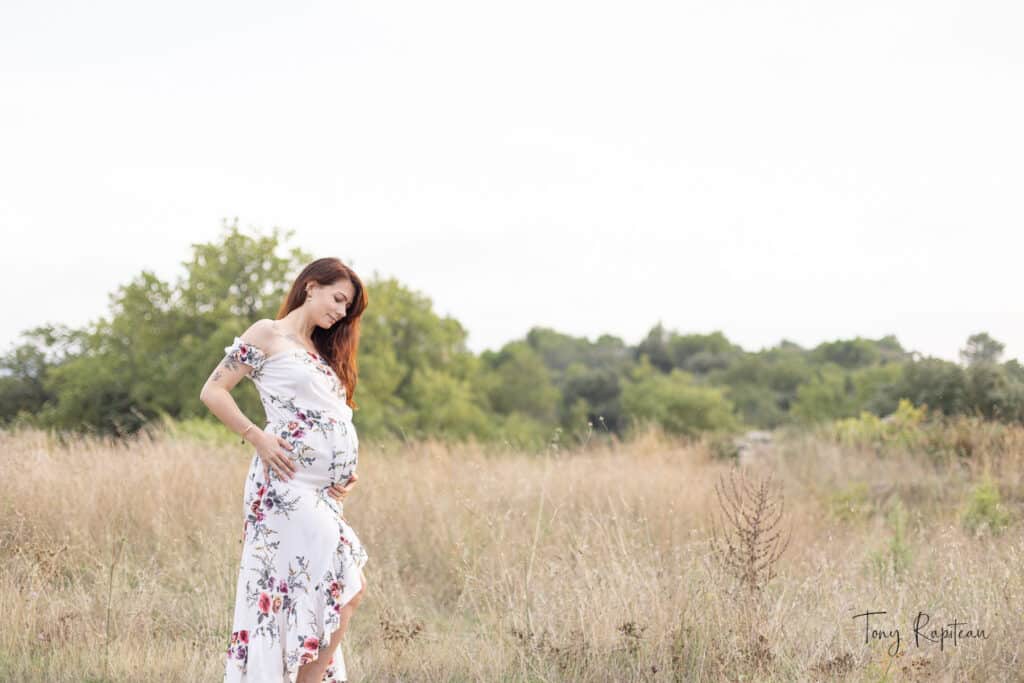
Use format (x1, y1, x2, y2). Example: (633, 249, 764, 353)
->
(2, 222, 1022, 447)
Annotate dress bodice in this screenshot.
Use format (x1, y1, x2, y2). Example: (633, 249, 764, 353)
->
(224, 336, 358, 491)
(224, 336, 353, 424)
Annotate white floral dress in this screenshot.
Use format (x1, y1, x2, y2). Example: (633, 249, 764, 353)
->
(222, 335, 368, 683)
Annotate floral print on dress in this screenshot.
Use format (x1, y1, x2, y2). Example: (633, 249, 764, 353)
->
(227, 629, 249, 670)
(294, 347, 349, 404)
(223, 328, 366, 683)
(242, 473, 301, 547)
(224, 336, 269, 381)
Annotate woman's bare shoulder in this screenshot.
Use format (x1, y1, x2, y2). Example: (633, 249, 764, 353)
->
(238, 318, 277, 351)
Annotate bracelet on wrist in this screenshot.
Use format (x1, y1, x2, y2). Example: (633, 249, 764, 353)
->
(240, 424, 257, 444)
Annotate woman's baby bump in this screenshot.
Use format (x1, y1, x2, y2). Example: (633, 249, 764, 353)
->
(269, 417, 357, 489)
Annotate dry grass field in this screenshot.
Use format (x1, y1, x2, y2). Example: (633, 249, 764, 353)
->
(2, 418, 1024, 682)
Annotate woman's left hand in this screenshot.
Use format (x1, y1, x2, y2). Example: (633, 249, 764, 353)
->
(328, 472, 358, 503)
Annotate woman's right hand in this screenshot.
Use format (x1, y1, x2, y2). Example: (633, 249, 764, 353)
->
(251, 431, 297, 482)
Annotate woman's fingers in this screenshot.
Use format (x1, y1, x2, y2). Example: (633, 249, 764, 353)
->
(278, 454, 296, 480)
(325, 477, 357, 501)
(257, 449, 296, 482)
(263, 453, 289, 481)
(276, 449, 297, 477)
(334, 474, 357, 494)
(339, 474, 358, 494)
(276, 438, 295, 473)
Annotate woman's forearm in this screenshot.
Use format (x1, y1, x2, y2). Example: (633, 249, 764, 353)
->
(200, 387, 260, 443)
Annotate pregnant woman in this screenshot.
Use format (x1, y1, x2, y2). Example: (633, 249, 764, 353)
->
(200, 257, 369, 683)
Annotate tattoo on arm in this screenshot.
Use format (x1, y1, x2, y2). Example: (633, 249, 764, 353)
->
(211, 356, 250, 385)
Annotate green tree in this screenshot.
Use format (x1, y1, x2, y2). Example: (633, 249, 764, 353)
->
(402, 365, 493, 440)
(0, 336, 56, 426)
(707, 347, 814, 427)
(9, 222, 311, 435)
(621, 357, 739, 437)
(811, 337, 880, 369)
(666, 330, 743, 375)
(635, 322, 673, 373)
(964, 362, 1024, 422)
(891, 357, 967, 416)
(479, 341, 559, 422)
(791, 364, 860, 423)
(959, 332, 1005, 366)
(560, 361, 624, 433)
(352, 276, 484, 440)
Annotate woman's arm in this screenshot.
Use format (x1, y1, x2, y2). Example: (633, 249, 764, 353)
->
(200, 383, 262, 443)
(199, 321, 271, 441)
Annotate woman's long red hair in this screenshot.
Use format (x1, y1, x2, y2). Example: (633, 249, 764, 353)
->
(275, 257, 367, 410)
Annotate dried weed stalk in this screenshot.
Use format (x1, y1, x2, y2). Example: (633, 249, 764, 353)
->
(708, 467, 793, 674)
(709, 466, 793, 597)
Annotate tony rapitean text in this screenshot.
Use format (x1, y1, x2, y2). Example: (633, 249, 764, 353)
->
(853, 610, 989, 656)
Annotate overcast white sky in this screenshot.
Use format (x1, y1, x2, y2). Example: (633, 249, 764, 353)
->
(1, 1, 1021, 363)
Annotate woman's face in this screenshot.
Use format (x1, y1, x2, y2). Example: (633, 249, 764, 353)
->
(309, 279, 356, 328)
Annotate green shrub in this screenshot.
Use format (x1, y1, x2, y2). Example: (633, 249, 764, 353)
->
(960, 476, 1013, 537)
(704, 431, 740, 461)
(867, 498, 912, 580)
(827, 482, 872, 523)
(830, 398, 927, 452)
(154, 413, 239, 447)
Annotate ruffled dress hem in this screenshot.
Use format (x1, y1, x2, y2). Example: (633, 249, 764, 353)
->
(283, 545, 368, 683)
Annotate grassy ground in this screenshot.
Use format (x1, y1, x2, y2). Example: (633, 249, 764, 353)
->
(2, 418, 1023, 682)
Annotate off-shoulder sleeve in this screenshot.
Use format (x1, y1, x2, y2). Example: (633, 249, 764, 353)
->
(223, 335, 268, 373)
